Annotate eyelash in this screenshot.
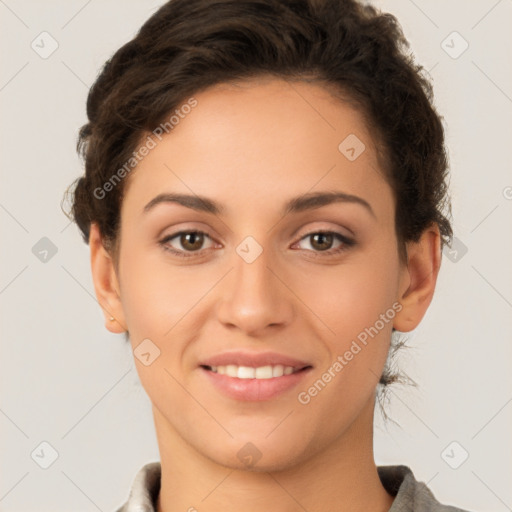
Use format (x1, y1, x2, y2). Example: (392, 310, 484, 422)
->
(159, 229, 356, 259)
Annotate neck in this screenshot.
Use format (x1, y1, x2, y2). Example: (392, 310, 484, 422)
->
(155, 395, 394, 512)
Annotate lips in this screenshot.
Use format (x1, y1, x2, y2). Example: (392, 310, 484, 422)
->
(198, 350, 313, 401)
(199, 350, 312, 370)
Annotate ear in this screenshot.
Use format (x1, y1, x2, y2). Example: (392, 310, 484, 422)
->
(89, 223, 127, 334)
(393, 223, 442, 332)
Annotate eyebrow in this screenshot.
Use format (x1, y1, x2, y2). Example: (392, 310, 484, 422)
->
(143, 190, 376, 219)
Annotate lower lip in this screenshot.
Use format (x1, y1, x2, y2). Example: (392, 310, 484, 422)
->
(200, 366, 312, 401)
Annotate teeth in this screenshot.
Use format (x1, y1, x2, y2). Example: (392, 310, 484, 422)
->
(225, 364, 238, 377)
(209, 364, 299, 379)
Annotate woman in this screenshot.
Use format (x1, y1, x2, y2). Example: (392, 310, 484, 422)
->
(66, 0, 471, 510)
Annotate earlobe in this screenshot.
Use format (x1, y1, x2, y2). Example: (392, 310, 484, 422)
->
(393, 224, 442, 333)
(89, 223, 127, 334)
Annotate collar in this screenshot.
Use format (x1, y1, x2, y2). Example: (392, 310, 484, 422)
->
(116, 461, 468, 512)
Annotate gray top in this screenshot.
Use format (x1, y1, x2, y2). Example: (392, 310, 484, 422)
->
(115, 461, 473, 512)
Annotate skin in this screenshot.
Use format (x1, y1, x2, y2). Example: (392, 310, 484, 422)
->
(89, 77, 441, 512)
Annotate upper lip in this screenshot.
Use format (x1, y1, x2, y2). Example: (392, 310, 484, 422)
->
(199, 351, 312, 369)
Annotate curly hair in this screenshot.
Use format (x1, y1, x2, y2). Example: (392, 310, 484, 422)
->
(64, 0, 453, 397)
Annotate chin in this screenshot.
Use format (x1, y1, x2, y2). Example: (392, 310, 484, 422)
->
(202, 435, 310, 473)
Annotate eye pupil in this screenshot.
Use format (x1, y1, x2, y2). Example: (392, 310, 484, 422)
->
(311, 233, 333, 251)
(181, 232, 204, 251)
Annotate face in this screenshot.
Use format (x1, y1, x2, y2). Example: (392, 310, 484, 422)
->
(93, 77, 430, 472)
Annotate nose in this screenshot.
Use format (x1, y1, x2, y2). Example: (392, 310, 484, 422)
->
(215, 246, 294, 336)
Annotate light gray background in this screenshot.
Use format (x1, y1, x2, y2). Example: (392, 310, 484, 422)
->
(1, 1, 511, 511)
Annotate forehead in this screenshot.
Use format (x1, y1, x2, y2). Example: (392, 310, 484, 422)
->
(121, 77, 393, 223)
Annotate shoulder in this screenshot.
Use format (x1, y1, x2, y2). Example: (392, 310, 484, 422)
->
(378, 464, 473, 512)
(115, 461, 161, 512)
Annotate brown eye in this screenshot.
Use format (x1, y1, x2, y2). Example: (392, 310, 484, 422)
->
(309, 232, 334, 251)
(294, 230, 355, 257)
(160, 230, 215, 258)
(179, 232, 205, 251)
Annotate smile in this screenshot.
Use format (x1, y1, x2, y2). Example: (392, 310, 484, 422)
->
(204, 364, 303, 379)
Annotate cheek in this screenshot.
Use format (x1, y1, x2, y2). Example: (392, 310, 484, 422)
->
(295, 264, 398, 424)
(117, 248, 198, 413)
(293, 255, 400, 342)
(292, 249, 400, 400)
(118, 245, 201, 334)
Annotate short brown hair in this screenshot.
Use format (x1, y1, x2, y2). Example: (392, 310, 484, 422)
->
(66, 0, 452, 254)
